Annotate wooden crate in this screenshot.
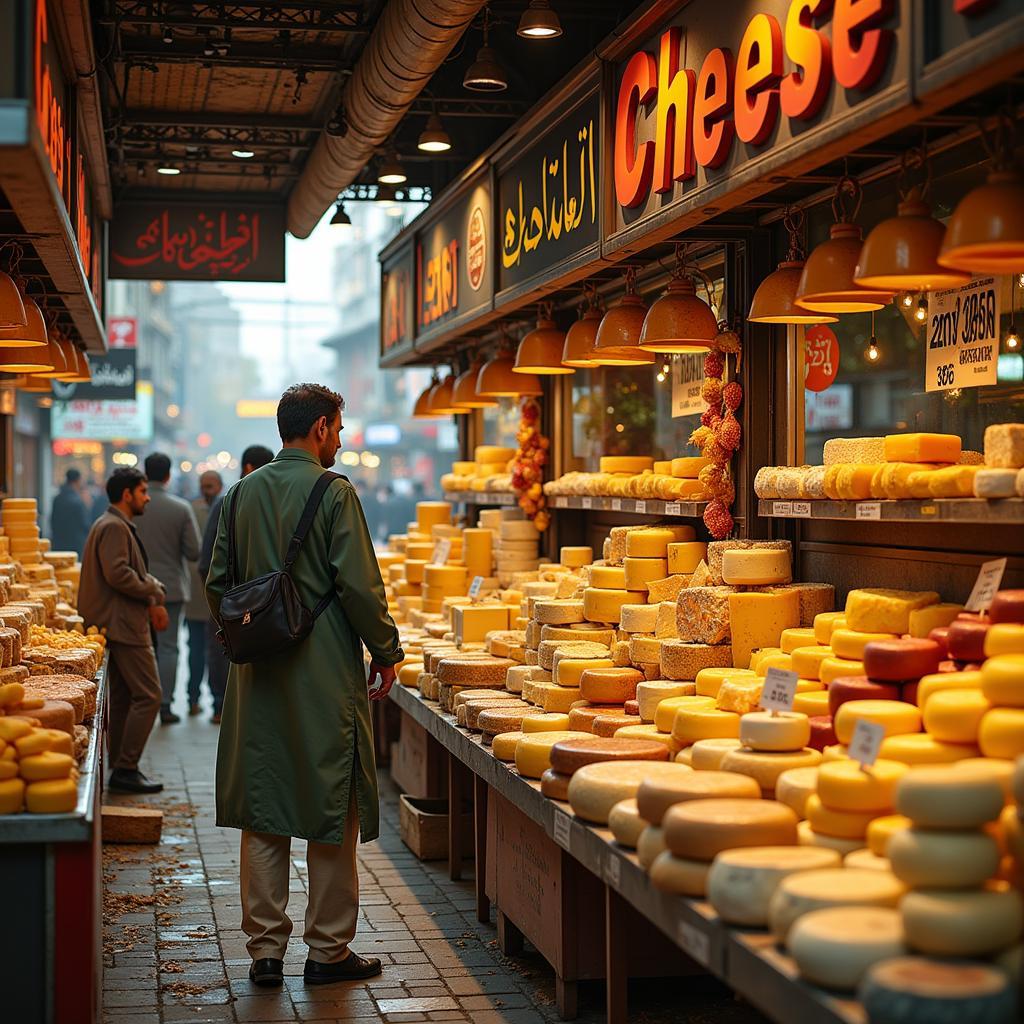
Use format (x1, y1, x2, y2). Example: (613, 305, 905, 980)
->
(398, 795, 473, 861)
(390, 709, 446, 798)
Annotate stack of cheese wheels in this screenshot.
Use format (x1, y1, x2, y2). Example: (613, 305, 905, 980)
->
(567, 667, 641, 735)
(541, 735, 668, 801)
(718, 711, 821, 800)
(496, 512, 540, 582)
(977, 593, 1024, 761)
(474, 445, 515, 483)
(568, 760, 692, 832)
(2, 498, 41, 566)
(1006, 757, 1024, 889)
(892, 765, 1023, 959)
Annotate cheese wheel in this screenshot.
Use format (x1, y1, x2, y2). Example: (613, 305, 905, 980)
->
(568, 760, 692, 824)
(830, 629, 899, 661)
(792, 690, 830, 717)
(818, 657, 864, 686)
(24, 777, 77, 813)
(865, 814, 912, 858)
(862, 638, 942, 682)
(549, 736, 669, 775)
(534, 600, 587, 626)
(671, 706, 740, 746)
(619, 604, 659, 634)
(660, 641, 734, 680)
(816, 759, 907, 813)
(834, 700, 921, 745)
(636, 680, 696, 722)
(682, 737, 738, 770)
(775, 766, 819, 819)
(435, 655, 513, 685)
(540, 625, 616, 646)
(636, 769, 760, 825)
(522, 712, 571, 734)
(612, 723, 681, 753)
(985, 625, 1024, 658)
(654, 695, 716, 734)
(560, 546, 593, 569)
(540, 769, 571, 801)
(648, 851, 710, 896)
(916, 669, 983, 709)
(981, 654, 1024, 707)
(477, 706, 533, 737)
(880, 733, 980, 765)
(600, 456, 654, 475)
(953, 757, 1016, 803)
(720, 747, 821, 793)
(663, 798, 798, 862)
(768, 867, 904, 942)
(636, 825, 667, 870)
(593, 713, 642, 738)
(695, 667, 755, 699)
(623, 557, 668, 591)
(805, 795, 876, 839)
(947, 619, 989, 662)
(667, 542, 707, 575)
(464, 698, 528, 730)
(895, 766, 1004, 828)
(754, 653, 794, 677)
(888, 827, 1001, 889)
(583, 588, 645, 624)
(844, 849, 891, 872)
(514, 731, 592, 778)
(902, 887, 1024, 957)
(979, 708, 1024, 760)
(990, 589, 1024, 624)
(813, 612, 847, 645)
(827, 676, 901, 717)
(589, 566, 626, 589)
(578, 667, 642, 704)
(608, 798, 645, 848)
(923, 688, 989, 744)
(721, 549, 792, 586)
(788, 906, 905, 991)
(740, 711, 811, 753)
(808, 715, 837, 751)
(779, 628, 817, 655)
(555, 658, 614, 687)
(789, 646, 832, 681)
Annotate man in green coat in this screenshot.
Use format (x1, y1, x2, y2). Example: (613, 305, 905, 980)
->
(205, 383, 403, 988)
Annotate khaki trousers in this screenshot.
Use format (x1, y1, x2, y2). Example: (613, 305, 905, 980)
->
(106, 640, 162, 772)
(239, 793, 360, 963)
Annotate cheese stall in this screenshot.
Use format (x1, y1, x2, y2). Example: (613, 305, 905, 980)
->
(376, 2, 1024, 1022)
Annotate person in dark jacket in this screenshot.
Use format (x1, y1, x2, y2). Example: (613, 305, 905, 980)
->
(50, 468, 91, 555)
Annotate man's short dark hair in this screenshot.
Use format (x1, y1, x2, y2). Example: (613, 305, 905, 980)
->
(277, 383, 344, 442)
(106, 467, 146, 504)
(65, 468, 81, 484)
(241, 445, 275, 473)
(144, 452, 172, 482)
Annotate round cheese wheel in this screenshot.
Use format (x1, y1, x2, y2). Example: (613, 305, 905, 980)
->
(827, 676, 901, 717)
(902, 886, 1024, 957)
(720, 746, 821, 793)
(549, 736, 669, 776)
(788, 906, 905, 991)
(636, 825, 667, 870)
(689, 737, 744, 771)
(465, 698, 530, 730)
(594, 713, 642, 738)
(491, 731, 526, 761)
(739, 711, 810, 753)
(797, 819, 865, 856)
(792, 690, 830, 717)
(623, 557, 669, 591)
(18, 750, 74, 781)
(916, 669, 983, 709)
(534, 600, 586, 625)
(867, 814, 912, 857)
(707, 846, 840, 926)
(583, 588, 646, 624)
(636, 769, 760, 825)
(780, 628, 817, 655)
(695, 668, 754, 699)
(947, 620, 989, 663)
(578, 667, 642, 705)
(567, 760, 693, 824)
(927, 626, 950, 658)
(990, 590, 1024, 624)
(805, 794, 876, 839)
(813, 612, 846, 645)
(613, 723, 682, 753)
(654, 695, 716, 734)
(834, 700, 922, 745)
(589, 566, 627, 589)
(663, 798, 798, 862)
(830, 628, 899, 661)
(981, 654, 1024, 707)
(560, 546, 593, 569)
(540, 769, 571, 801)
(768, 867, 904, 942)
(807, 715, 837, 751)
(775, 766, 819, 819)
(637, 681, 696, 721)
(671, 707, 741, 745)
(888, 827, 1001, 889)
(861, 638, 942, 682)
(895, 765, 1004, 828)
(608, 798, 645, 848)
(515, 731, 592, 777)
(821, 744, 850, 762)
(979, 708, 1024, 760)
(522, 712, 571, 733)
(820, 657, 865, 686)
(860, 957, 1016, 1024)
(648, 851, 710, 896)
(952, 757, 1016, 803)
(790, 646, 832, 681)
(922, 688, 989, 744)
(816, 758, 908, 813)
(879, 732, 980, 765)
(844, 849, 892, 872)
(24, 777, 77, 813)
(721, 549, 791, 586)
(984, 625, 1024, 658)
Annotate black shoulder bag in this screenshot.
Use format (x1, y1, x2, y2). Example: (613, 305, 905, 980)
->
(217, 472, 342, 664)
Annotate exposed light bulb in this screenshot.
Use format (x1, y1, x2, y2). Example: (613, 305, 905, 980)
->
(162, 25, 173, 44)
(914, 297, 928, 322)
(656, 372, 666, 382)
(900, 292, 914, 308)
(1006, 324, 1021, 351)
(1018, 273, 1024, 289)
(867, 337, 880, 362)
(662, 363, 670, 374)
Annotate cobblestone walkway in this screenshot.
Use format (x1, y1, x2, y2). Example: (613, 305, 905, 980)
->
(102, 686, 764, 1024)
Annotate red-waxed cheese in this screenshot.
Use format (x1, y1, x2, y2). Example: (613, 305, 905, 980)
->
(990, 590, 1024, 625)
(947, 620, 989, 663)
(928, 627, 950, 658)
(827, 676, 902, 717)
(902, 680, 919, 706)
(863, 638, 942, 682)
(808, 715, 838, 751)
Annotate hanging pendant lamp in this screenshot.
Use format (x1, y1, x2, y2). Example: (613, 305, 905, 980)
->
(0, 271, 27, 329)
(640, 246, 718, 352)
(477, 350, 542, 397)
(562, 287, 603, 367)
(62, 344, 91, 383)
(749, 207, 839, 324)
(592, 269, 655, 366)
(452, 360, 498, 407)
(413, 372, 442, 418)
(514, 304, 572, 374)
(0, 296, 49, 348)
(34, 330, 71, 378)
(19, 374, 52, 393)
(795, 176, 893, 314)
(0, 341, 54, 373)
(427, 373, 468, 415)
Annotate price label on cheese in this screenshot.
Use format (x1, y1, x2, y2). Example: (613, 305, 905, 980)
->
(965, 557, 1007, 613)
(581, 496, 593, 509)
(604, 854, 621, 888)
(678, 920, 711, 967)
(468, 576, 484, 600)
(664, 502, 682, 516)
(611, 499, 622, 511)
(792, 501, 811, 518)
(634, 500, 647, 514)
(855, 502, 881, 521)
(432, 538, 452, 565)
(761, 668, 799, 713)
(552, 810, 573, 852)
(772, 501, 793, 517)
(849, 719, 885, 769)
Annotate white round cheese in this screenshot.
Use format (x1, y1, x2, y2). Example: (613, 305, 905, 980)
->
(888, 827, 1001, 889)
(901, 887, 1024, 958)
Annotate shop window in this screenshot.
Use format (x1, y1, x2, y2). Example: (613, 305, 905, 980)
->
(799, 154, 1024, 465)
(481, 397, 522, 449)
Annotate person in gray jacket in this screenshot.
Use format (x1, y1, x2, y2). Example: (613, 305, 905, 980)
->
(134, 452, 202, 724)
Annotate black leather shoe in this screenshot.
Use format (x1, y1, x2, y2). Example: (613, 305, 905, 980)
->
(108, 769, 164, 794)
(248, 958, 284, 986)
(160, 707, 181, 724)
(303, 952, 382, 984)
(188, 703, 201, 717)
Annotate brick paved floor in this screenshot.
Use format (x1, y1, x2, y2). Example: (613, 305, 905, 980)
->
(102, 679, 767, 1024)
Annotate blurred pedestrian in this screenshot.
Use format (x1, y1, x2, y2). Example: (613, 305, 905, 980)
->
(79, 467, 168, 794)
(199, 445, 274, 724)
(186, 470, 223, 716)
(50, 467, 91, 556)
(206, 383, 402, 987)
(133, 452, 202, 725)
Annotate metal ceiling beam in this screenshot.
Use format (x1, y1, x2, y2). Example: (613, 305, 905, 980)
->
(115, 37, 347, 71)
(115, 124, 314, 149)
(407, 98, 525, 119)
(119, 109, 321, 131)
(99, 2, 363, 32)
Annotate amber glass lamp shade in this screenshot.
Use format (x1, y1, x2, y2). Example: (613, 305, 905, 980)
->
(63, 347, 91, 383)
(412, 384, 437, 418)
(855, 193, 971, 291)
(0, 342, 53, 373)
(0, 297, 48, 348)
(561, 308, 602, 367)
(428, 374, 468, 415)
(592, 294, 656, 365)
(0, 273, 27, 329)
(514, 316, 572, 374)
(639, 278, 718, 352)
(795, 224, 893, 313)
(34, 332, 71, 378)
(19, 374, 52, 393)
(749, 261, 838, 324)
(477, 355, 542, 397)
(938, 169, 1024, 273)
(452, 362, 497, 408)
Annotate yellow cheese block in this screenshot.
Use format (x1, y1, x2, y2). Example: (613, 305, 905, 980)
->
(816, 759, 907, 813)
(583, 588, 646, 624)
(695, 667, 755, 698)
(878, 733, 980, 765)
(780, 628, 817, 655)
(18, 750, 74, 781)
(813, 612, 847, 645)
(514, 730, 591, 778)
(921, 464, 978, 497)
(792, 690, 830, 717)
(626, 526, 696, 558)
(654, 695, 716, 734)
(555, 658, 614, 687)
(916, 670, 983, 709)
(521, 712, 571, 733)
(830, 629, 899, 661)
(667, 542, 707, 575)
(923, 689, 989, 744)
(845, 589, 940, 635)
(884, 432, 961, 464)
(908, 603, 964, 639)
(600, 456, 654, 474)
(452, 605, 510, 644)
(805, 795, 876, 839)
(834, 700, 922, 745)
(416, 501, 453, 532)
(985, 626, 1024, 658)
(790, 646, 833, 681)
(671, 706, 741, 746)
(671, 456, 711, 479)
(729, 590, 802, 670)
(560, 546, 593, 569)
(589, 566, 627, 589)
(979, 708, 1024, 760)
(819, 657, 865, 686)
(981, 655, 1024, 706)
(721, 549, 792, 586)
(25, 777, 77, 813)
(717, 676, 765, 714)
(623, 557, 669, 591)
(535, 683, 583, 714)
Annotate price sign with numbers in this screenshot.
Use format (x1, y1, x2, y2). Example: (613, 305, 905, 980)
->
(772, 501, 793, 516)
(855, 502, 881, 521)
(635, 500, 647, 514)
(926, 277, 999, 393)
(664, 502, 681, 516)
(552, 810, 573, 851)
(792, 501, 811, 518)
(581, 496, 592, 509)
(678, 920, 711, 967)
(804, 325, 839, 392)
(468, 576, 484, 600)
(432, 538, 452, 565)
(611, 498, 622, 511)
(850, 719, 885, 769)
(965, 558, 1007, 613)
(760, 668, 798, 713)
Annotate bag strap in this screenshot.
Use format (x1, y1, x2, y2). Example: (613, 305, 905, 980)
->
(283, 471, 343, 572)
(225, 491, 239, 589)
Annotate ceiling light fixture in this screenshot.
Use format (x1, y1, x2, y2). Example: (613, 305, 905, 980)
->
(156, 165, 180, 175)
(517, 0, 563, 38)
(514, 304, 573, 374)
(0, 295, 48, 348)
(464, 7, 507, 92)
(452, 360, 497, 407)
(0, 267, 27, 329)
(330, 201, 352, 227)
(162, 25, 173, 44)
(640, 244, 719, 352)
(378, 153, 407, 185)
(418, 113, 452, 153)
(591, 268, 656, 366)
(561, 286, 602, 368)
(232, 149, 255, 159)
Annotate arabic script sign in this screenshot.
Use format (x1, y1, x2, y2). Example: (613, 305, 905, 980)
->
(109, 202, 285, 281)
(498, 90, 600, 292)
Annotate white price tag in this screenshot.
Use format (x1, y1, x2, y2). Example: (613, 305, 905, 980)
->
(468, 576, 484, 600)
(432, 538, 452, 564)
(772, 501, 793, 517)
(965, 558, 1007, 613)
(855, 502, 881, 521)
(760, 668, 798, 713)
(926, 277, 999, 394)
(552, 810, 573, 852)
(611, 498, 622, 512)
(792, 501, 811, 518)
(581, 496, 593, 509)
(554, 497, 567, 508)
(604, 854, 621, 888)
(849, 719, 885, 769)
(664, 502, 682, 516)
(634, 500, 647, 514)
(677, 921, 711, 967)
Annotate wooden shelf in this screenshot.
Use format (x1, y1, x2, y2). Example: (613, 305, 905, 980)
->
(442, 490, 518, 506)
(758, 497, 1024, 525)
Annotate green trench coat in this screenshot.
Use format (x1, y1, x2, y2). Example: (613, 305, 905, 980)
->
(205, 448, 403, 845)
